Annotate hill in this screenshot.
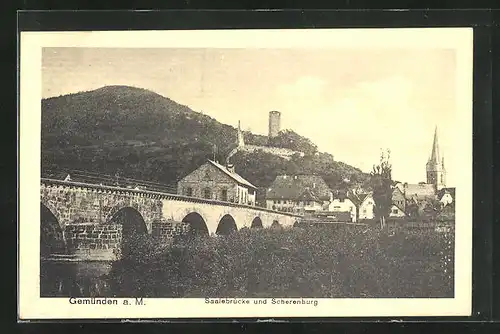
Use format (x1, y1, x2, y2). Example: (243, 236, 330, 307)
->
(41, 85, 369, 195)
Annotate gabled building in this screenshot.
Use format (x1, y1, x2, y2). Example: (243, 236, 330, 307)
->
(437, 187, 456, 207)
(265, 174, 331, 213)
(391, 186, 406, 213)
(326, 189, 358, 222)
(298, 187, 324, 213)
(355, 192, 376, 221)
(389, 204, 406, 218)
(177, 159, 257, 206)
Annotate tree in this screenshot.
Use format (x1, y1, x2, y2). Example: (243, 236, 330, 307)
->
(268, 129, 318, 155)
(421, 198, 443, 221)
(370, 149, 392, 229)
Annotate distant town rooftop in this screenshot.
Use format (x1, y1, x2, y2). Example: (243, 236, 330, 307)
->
(266, 174, 330, 201)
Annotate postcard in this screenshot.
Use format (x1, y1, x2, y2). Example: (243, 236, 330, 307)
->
(18, 27, 473, 320)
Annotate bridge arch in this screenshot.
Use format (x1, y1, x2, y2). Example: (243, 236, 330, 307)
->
(216, 214, 237, 236)
(107, 207, 148, 255)
(40, 199, 64, 228)
(107, 207, 148, 233)
(40, 203, 67, 257)
(182, 212, 209, 236)
(250, 216, 263, 228)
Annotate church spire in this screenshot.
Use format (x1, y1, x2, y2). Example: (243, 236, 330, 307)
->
(430, 126, 440, 163)
(426, 125, 446, 191)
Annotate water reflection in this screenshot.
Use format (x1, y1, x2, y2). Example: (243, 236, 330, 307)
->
(40, 260, 114, 297)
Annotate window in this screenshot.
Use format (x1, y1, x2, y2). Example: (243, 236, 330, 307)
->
(185, 187, 193, 197)
(221, 189, 228, 201)
(392, 209, 398, 214)
(203, 188, 212, 199)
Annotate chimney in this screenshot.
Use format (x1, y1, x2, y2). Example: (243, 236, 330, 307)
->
(227, 163, 235, 173)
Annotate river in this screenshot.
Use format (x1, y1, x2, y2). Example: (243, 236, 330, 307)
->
(40, 260, 116, 297)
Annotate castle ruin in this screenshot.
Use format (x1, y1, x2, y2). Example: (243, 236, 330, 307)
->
(227, 111, 305, 162)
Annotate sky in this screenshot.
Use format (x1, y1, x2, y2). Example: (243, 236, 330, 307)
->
(42, 47, 459, 185)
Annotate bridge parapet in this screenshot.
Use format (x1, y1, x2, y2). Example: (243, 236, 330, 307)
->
(41, 178, 300, 218)
(40, 178, 301, 262)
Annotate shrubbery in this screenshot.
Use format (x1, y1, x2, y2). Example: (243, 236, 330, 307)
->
(107, 226, 453, 298)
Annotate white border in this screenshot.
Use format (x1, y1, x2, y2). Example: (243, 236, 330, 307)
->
(19, 28, 473, 319)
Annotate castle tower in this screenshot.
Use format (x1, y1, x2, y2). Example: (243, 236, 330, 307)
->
(426, 126, 446, 191)
(268, 110, 281, 139)
(237, 120, 245, 147)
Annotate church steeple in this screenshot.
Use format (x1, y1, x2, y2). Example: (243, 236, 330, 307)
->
(426, 126, 446, 191)
(429, 126, 440, 163)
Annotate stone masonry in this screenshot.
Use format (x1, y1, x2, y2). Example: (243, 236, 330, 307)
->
(64, 223, 122, 261)
(41, 179, 299, 261)
(151, 220, 191, 242)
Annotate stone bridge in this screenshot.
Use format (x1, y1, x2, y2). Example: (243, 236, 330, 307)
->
(40, 178, 300, 261)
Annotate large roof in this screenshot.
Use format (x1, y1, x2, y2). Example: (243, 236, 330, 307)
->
(266, 174, 331, 201)
(348, 192, 372, 206)
(298, 188, 321, 202)
(403, 183, 436, 200)
(207, 160, 257, 189)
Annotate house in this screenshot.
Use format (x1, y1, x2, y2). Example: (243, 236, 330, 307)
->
(354, 192, 375, 221)
(326, 190, 358, 222)
(389, 204, 406, 218)
(177, 159, 257, 206)
(266, 174, 331, 213)
(437, 187, 455, 207)
(391, 186, 406, 213)
(298, 187, 324, 213)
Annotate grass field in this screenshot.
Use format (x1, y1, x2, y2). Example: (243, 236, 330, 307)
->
(107, 224, 454, 298)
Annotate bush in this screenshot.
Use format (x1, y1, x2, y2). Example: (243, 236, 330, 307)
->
(107, 226, 453, 298)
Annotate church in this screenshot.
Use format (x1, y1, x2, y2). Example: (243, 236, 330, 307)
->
(425, 126, 447, 191)
(393, 126, 449, 211)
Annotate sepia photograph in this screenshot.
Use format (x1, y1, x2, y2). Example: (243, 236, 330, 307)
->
(19, 28, 473, 319)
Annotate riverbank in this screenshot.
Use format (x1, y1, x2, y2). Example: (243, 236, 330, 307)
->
(105, 225, 454, 298)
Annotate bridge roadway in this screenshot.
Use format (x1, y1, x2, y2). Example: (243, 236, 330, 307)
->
(40, 178, 300, 261)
